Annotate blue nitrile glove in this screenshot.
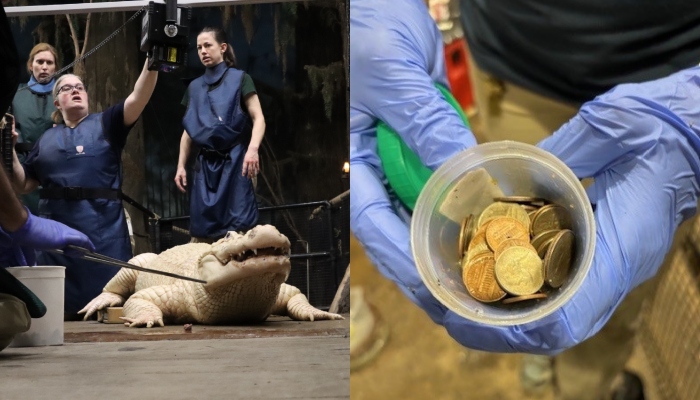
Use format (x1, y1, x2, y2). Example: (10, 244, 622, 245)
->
(350, 0, 476, 325)
(443, 67, 700, 354)
(0, 207, 96, 266)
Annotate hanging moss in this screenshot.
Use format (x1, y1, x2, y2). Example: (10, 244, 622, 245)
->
(274, 2, 297, 82)
(241, 4, 255, 45)
(304, 61, 343, 121)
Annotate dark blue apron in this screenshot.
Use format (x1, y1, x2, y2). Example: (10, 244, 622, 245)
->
(182, 62, 258, 238)
(12, 82, 56, 214)
(30, 114, 129, 313)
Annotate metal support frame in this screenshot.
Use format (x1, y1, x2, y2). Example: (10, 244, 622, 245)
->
(4, 0, 315, 17)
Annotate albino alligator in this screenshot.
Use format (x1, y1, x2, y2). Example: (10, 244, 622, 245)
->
(79, 225, 344, 327)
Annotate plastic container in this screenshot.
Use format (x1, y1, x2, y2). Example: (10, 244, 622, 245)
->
(411, 141, 595, 326)
(6, 266, 65, 347)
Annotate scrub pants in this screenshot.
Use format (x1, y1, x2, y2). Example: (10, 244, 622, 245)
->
(467, 54, 668, 400)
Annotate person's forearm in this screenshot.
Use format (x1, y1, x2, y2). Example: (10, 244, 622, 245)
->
(177, 131, 192, 168)
(123, 61, 159, 126)
(0, 166, 28, 232)
(248, 116, 265, 151)
(133, 61, 158, 103)
(244, 94, 265, 151)
(10, 148, 31, 194)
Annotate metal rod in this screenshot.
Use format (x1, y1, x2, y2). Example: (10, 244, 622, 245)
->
(4, 0, 312, 17)
(48, 247, 207, 284)
(260, 200, 332, 212)
(289, 252, 331, 259)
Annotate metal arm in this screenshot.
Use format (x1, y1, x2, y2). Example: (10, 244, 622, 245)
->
(4, 0, 306, 17)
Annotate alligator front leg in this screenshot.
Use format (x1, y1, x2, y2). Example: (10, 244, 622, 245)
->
(78, 292, 126, 320)
(120, 285, 171, 328)
(287, 293, 344, 321)
(77, 253, 158, 320)
(272, 284, 344, 321)
(120, 285, 194, 328)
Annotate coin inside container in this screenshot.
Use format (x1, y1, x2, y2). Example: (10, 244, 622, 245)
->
(462, 253, 506, 303)
(458, 216, 468, 257)
(543, 229, 575, 288)
(502, 293, 548, 305)
(484, 216, 529, 251)
(412, 141, 596, 326)
(530, 204, 572, 236)
(494, 246, 544, 296)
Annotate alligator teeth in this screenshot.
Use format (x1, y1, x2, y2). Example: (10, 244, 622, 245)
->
(252, 248, 257, 255)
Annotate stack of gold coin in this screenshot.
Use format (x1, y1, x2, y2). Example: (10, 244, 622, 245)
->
(459, 197, 575, 305)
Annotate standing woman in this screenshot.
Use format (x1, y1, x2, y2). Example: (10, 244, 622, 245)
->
(11, 43, 59, 214)
(175, 27, 265, 242)
(9, 60, 158, 317)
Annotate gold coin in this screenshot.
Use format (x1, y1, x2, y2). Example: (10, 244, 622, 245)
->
(493, 196, 546, 206)
(493, 238, 536, 261)
(502, 293, 548, 305)
(485, 217, 529, 252)
(458, 216, 468, 257)
(462, 253, 506, 303)
(543, 229, 575, 288)
(462, 214, 476, 257)
(530, 229, 561, 251)
(530, 204, 572, 236)
(494, 246, 544, 296)
(536, 237, 555, 259)
(465, 229, 491, 263)
(478, 201, 531, 231)
(520, 204, 540, 213)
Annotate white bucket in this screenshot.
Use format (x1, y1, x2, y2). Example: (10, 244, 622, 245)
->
(5, 266, 65, 347)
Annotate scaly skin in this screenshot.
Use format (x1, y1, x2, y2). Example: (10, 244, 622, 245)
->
(78, 225, 344, 327)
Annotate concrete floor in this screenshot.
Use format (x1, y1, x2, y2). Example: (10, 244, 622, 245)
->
(349, 235, 661, 400)
(0, 316, 350, 400)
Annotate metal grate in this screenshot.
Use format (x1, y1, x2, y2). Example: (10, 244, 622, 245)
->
(147, 199, 347, 310)
(639, 218, 700, 400)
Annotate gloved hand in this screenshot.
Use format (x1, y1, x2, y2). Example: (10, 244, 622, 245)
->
(1, 207, 96, 266)
(350, 0, 476, 324)
(445, 68, 700, 354)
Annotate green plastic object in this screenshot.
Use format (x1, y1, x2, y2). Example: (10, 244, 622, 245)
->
(376, 83, 470, 211)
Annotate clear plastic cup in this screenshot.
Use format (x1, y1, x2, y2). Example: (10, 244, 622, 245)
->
(411, 141, 596, 326)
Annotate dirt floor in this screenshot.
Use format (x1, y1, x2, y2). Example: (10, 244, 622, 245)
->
(349, 235, 662, 400)
(350, 235, 555, 400)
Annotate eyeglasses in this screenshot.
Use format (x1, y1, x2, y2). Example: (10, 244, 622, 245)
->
(57, 83, 86, 95)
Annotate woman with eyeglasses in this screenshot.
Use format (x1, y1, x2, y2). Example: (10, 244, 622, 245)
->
(10, 43, 59, 215)
(175, 26, 265, 243)
(8, 60, 158, 318)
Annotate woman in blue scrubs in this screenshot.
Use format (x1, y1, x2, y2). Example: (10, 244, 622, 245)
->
(175, 27, 266, 243)
(9, 60, 158, 317)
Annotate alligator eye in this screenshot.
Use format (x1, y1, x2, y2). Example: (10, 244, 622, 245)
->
(225, 232, 233, 239)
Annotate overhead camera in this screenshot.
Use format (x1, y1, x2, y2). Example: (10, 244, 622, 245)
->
(140, 0, 192, 72)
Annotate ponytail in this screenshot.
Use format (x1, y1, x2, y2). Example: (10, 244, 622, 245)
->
(223, 45, 237, 68)
(51, 110, 64, 125)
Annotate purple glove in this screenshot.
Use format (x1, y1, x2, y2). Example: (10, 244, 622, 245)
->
(1, 208, 95, 266)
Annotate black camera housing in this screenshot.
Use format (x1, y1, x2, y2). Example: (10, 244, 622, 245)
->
(140, 1, 192, 72)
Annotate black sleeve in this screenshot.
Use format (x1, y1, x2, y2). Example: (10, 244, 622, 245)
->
(22, 136, 41, 182)
(0, 5, 20, 114)
(101, 100, 132, 150)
